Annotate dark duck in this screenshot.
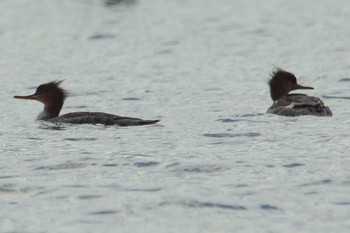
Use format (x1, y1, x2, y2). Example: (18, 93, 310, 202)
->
(267, 68, 332, 117)
(14, 80, 160, 126)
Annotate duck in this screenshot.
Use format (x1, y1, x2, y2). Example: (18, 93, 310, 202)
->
(14, 80, 160, 126)
(267, 68, 332, 116)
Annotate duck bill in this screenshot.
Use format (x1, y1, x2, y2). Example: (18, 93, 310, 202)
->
(295, 84, 314, 90)
(14, 94, 38, 100)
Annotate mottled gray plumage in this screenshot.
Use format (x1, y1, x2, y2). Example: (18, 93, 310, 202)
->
(49, 112, 159, 126)
(267, 68, 332, 117)
(267, 94, 332, 117)
(14, 81, 160, 126)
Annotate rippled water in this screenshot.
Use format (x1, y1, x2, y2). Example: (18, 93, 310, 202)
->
(1, 0, 350, 232)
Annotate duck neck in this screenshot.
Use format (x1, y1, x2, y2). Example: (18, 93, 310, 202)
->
(37, 101, 63, 120)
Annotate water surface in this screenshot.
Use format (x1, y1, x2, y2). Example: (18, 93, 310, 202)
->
(1, 0, 350, 232)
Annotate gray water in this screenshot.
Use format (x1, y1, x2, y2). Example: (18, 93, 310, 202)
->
(1, 0, 350, 232)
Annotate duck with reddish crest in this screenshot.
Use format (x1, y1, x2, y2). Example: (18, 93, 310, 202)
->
(267, 68, 332, 117)
(14, 80, 160, 126)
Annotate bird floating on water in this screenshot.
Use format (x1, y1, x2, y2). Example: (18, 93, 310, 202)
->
(267, 68, 332, 117)
(14, 80, 160, 126)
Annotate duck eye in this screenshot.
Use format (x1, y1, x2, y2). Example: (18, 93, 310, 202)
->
(288, 76, 297, 84)
(35, 87, 43, 95)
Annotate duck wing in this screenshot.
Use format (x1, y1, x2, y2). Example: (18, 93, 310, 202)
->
(267, 94, 332, 116)
(48, 112, 159, 126)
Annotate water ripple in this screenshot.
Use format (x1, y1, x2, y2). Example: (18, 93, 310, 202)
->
(78, 195, 102, 200)
(260, 204, 279, 210)
(172, 165, 229, 174)
(0, 184, 20, 193)
(63, 138, 97, 141)
(334, 202, 350, 205)
(35, 162, 89, 170)
(104, 0, 137, 6)
(322, 95, 350, 100)
(203, 132, 261, 138)
(159, 200, 247, 211)
(0, 175, 18, 179)
(134, 161, 160, 167)
(88, 210, 118, 215)
(299, 179, 332, 187)
(122, 97, 141, 101)
(217, 113, 266, 123)
(339, 78, 350, 82)
(0, 184, 30, 194)
(127, 188, 161, 192)
(102, 163, 118, 167)
(88, 34, 115, 40)
(282, 163, 305, 168)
